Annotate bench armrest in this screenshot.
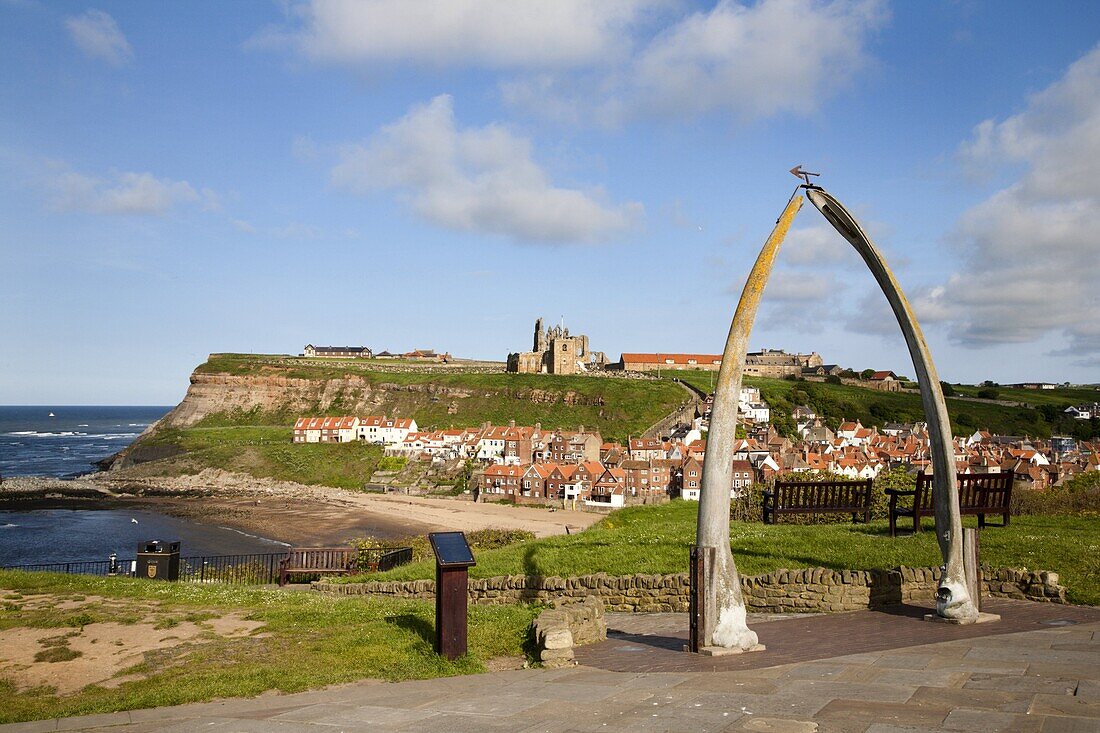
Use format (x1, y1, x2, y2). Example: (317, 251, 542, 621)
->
(884, 488, 916, 497)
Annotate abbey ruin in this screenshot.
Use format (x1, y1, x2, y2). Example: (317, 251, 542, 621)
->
(507, 318, 607, 375)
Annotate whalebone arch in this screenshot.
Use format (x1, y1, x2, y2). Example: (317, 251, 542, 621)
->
(696, 183, 977, 651)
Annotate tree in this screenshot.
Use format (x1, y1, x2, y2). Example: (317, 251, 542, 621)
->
(940, 381, 956, 396)
(860, 368, 876, 380)
(826, 375, 842, 385)
(977, 388, 999, 400)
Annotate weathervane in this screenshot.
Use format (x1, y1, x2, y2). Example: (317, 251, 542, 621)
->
(789, 165, 821, 187)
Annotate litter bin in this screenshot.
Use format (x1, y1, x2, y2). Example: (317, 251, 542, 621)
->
(136, 541, 180, 581)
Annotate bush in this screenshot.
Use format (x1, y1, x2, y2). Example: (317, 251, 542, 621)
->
(977, 388, 1000, 400)
(351, 528, 536, 567)
(1013, 471, 1100, 516)
(736, 468, 914, 525)
(377, 456, 407, 471)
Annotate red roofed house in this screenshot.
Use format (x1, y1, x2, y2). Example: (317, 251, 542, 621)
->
(482, 464, 525, 498)
(618, 353, 724, 372)
(588, 467, 627, 508)
(293, 416, 360, 443)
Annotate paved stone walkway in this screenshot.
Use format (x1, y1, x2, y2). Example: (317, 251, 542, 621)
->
(4, 601, 1099, 733)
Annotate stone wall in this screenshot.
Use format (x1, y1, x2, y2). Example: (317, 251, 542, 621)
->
(533, 597, 607, 668)
(314, 565, 1066, 613)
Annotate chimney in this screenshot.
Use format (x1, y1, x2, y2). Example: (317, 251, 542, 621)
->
(535, 422, 541, 432)
(578, 424, 585, 434)
(509, 419, 516, 428)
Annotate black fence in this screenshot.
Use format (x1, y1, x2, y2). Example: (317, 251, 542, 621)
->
(180, 553, 286, 585)
(3, 559, 115, 576)
(2, 547, 414, 585)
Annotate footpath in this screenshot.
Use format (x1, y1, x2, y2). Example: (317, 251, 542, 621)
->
(4, 599, 1098, 733)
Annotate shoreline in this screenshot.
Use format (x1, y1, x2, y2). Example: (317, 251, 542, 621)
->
(0, 470, 601, 547)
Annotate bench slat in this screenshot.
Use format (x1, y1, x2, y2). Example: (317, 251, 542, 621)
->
(889, 471, 1013, 536)
(763, 479, 873, 523)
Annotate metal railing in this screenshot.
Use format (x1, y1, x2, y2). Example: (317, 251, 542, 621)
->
(3, 559, 115, 575)
(180, 553, 287, 585)
(2, 547, 415, 584)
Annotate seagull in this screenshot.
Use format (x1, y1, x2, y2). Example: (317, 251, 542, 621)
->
(131, 518, 138, 524)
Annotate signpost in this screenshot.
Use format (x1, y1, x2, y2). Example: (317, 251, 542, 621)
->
(429, 531, 476, 660)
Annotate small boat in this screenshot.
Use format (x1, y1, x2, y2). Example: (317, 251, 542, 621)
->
(48, 412, 55, 417)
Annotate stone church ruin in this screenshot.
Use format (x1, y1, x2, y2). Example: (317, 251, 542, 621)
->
(507, 318, 608, 375)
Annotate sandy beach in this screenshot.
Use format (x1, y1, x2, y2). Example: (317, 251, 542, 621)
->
(0, 470, 601, 546)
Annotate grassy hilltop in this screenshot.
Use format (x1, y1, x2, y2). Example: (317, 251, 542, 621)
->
(671, 370, 1100, 440)
(190, 353, 687, 438)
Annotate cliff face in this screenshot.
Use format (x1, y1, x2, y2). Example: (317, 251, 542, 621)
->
(103, 356, 684, 471)
(160, 372, 607, 429)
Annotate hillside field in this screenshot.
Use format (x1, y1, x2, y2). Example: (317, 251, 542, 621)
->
(665, 370, 1100, 439)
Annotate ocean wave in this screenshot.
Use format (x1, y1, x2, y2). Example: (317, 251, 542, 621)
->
(98, 433, 140, 440)
(0, 523, 17, 529)
(3, 431, 89, 438)
(78, 424, 89, 427)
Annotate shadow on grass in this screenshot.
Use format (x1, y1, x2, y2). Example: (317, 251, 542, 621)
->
(385, 613, 434, 645)
(517, 544, 547, 605)
(733, 547, 853, 572)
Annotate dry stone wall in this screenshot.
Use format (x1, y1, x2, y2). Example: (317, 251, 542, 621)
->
(533, 597, 607, 668)
(315, 565, 1066, 613)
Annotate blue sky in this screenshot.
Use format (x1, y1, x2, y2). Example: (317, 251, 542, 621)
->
(2, 1, 1098, 405)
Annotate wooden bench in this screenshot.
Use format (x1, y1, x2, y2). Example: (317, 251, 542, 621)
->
(886, 470, 1013, 537)
(278, 547, 360, 586)
(762, 478, 873, 524)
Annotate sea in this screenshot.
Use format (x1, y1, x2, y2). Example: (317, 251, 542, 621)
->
(0, 406, 289, 565)
(0, 405, 171, 479)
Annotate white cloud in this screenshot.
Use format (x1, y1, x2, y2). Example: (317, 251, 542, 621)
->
(263, 0, 651, 68)
(261, 1, 883, 125)
(779, 225, 848, 267)
(930, 44, 1100, 364)
(763, 270, 840, 302)
(738, 268, 846, 334)
(628, 0, 885, 120)
(51, 168, 202, 215)
(65, 9, 133, 66)
(330, 95, 642, 243)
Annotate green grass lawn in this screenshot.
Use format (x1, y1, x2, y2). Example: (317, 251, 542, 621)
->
(140, 426, 385, 489)
(0, 571, 538, 724)
(358, 501, 1100, 606)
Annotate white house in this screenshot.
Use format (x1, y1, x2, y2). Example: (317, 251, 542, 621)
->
(1066, 405, 1095, 420)
(357, 416, 386, 443)
(379, 418, 417, 445)
(474, 426, 508, 462)
(739, 402, 771, 423)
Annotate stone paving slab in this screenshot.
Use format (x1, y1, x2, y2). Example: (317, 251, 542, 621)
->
(575, 599, 1100, 673)
(2, 602, 1098, 733)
